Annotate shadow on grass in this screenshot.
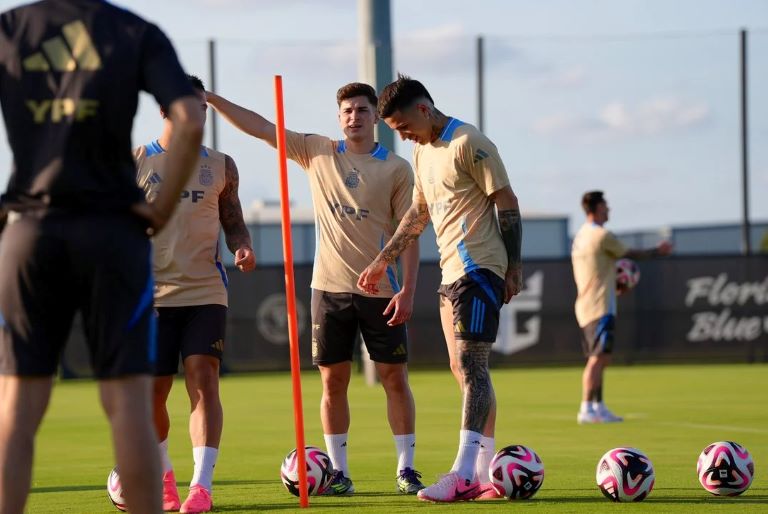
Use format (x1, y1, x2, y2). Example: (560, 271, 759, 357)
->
(214, 502, 386, 511)
(31, 478, 275, 494)
(31, 484, 103, 494)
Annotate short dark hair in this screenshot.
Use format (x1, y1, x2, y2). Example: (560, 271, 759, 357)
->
(336, 82, 377, 108)
(582, 191, 606, 214)
(187, 74, 205, 92)
(161, 74, 205, 116)
(377, 73, 434, 119)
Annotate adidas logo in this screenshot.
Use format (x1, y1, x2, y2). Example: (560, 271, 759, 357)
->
(210, 339, 224, 352)
(148, 172, 162, 184)
(454, 321, 466, 333)
(392, 344, 407, 356)
(23, 20, 101, 72)
(473, 148, 490, 164)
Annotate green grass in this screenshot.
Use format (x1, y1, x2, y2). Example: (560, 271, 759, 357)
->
(27, 364, 768, 512)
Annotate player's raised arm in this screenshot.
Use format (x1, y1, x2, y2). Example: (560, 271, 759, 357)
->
(206, 92, 277, 148)
(358, 197, 430, 295)
(489, 185, 523, 302)
(134, 96, 204, 233)
(219, 154, 255, 272)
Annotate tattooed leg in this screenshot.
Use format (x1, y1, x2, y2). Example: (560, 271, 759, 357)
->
(456, 340, 494, 433)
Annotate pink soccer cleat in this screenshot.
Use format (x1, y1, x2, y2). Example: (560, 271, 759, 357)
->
(162, 471, 181, 511)
(416, 472, 480, 502)
(179, 485, 212, 514)
(474, 483, 503, 500)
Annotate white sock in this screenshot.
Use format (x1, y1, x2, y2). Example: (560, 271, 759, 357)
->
(591, 401, 605, 412)
(324, 433, 349, 476)
(158, 438, 174, 474)
(450, 430, 483, 481)
(394, 434, 416, 473)
(475, 436, 495, 483)
(580, 401, 594, 413)
(190, 446, 218, 492)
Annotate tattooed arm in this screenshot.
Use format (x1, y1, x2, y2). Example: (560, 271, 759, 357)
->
(456, 340, 495, 433)
(357, 198, 430, 295)
(489, 185, 522, 302)
(219, 155, 255, 272)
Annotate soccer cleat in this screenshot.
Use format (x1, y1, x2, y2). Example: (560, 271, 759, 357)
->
(321, 470, 355, 495)
(162, 471, 181, 511)
(577, 410, 601, 424)
(396, 467, 425, 494)
(179, 485, 212, 514)
(416, 472, 480, 502)
(473, 483, 503, 500)
(596, 406, 624, 423)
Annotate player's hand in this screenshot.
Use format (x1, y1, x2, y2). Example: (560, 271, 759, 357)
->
(235, 246, 255, 272)
(131, 201, 167, 235)
(656, 240, 673, 256)
(383, 289, 414, 326)
(504, 264, 523, 303)
(616, 283, 628, 296)
(357, 259, 388, 295)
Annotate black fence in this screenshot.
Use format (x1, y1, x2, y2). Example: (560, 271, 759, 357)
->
(60, 256, 768, 378)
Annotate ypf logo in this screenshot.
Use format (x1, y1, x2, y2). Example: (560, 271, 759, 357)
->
(492, 271, 543, 355)
(257, 294, 308, 345)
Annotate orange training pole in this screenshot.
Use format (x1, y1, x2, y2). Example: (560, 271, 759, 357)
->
(274, 75, 309, 507)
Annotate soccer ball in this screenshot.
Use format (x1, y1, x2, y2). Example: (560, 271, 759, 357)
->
(616, 258, 640, 290)
(107, 467, 127, 511)
(596, 447, 655, 502)
(280, 446, 333, 497)
(488, 445, 545, 500)
(697, 441, 754, 496)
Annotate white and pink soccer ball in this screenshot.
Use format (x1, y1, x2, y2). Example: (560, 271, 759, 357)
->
(107, 467, 127, 511)
(596, 447, 655, 502)
(697, 441, 754, 496)
(280, 446, 333, 497)
(488, 445, 545, 500)
(616, 258, 640, 291)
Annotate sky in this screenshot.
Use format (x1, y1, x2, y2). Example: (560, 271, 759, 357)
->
(0, 0, 766, 233)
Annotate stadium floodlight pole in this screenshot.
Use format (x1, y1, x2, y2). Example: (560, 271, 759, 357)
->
(208, 39, 218, 151)
(739, 28, 751, 256)
(274, 75, 310, 508)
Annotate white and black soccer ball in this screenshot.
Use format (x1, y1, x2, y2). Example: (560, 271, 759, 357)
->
(107, 467, 127, 511)
(596, 447, 655, 502)
(616, 258, 640, 291)
(488, 445, 545, 500)
(280, 446, 333, 497)
(697, 441, 754, 496)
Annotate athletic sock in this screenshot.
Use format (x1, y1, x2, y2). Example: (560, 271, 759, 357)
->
(580, 400, 594, 413)
(450, 430, 483, 482)
(393, 434, 416, 473)
(324, 433, 350, 477)
(158, 438, 174, 474)
(190, 446, 218, 492)
(475, 436, 495, 483)
(591, 401, 605, 413)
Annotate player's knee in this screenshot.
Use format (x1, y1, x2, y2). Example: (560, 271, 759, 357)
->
(378, 365, 408, 393)
(320, 370, 350, 397)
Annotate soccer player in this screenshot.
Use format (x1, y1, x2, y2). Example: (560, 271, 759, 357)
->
(0, 1, 204, 513)
(358, 74, 523, 502)
(134, 75, 254, 513)
(572, 191, 671, 424)
(207, 82, 425, 495)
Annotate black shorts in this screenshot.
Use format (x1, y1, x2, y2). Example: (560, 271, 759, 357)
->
(311, 290, 408, 366)
(438, 269, 505, 343)
(155, 304, 226, 376)
(0, 212, 155, 378)
(581, 315, 615, 357)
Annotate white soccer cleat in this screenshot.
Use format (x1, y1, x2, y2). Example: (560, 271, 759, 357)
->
(577, 410, 601, 424)
(597, 406, 624, 423)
